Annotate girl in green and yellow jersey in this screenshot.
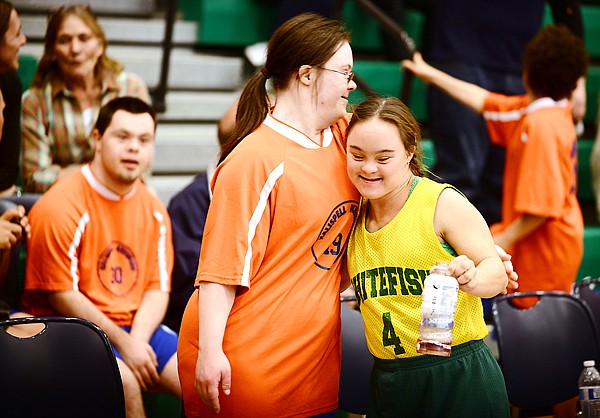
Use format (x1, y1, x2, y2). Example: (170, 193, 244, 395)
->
(346, 96, 510, 418)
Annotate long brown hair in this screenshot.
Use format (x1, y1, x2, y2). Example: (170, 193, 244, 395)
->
(30, 4, 123, 88)
(219, 13, 351, 163)
(0, 1, 14, 41)
(348, 96, 427, 177)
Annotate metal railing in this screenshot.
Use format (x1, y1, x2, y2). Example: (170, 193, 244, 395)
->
(334, 0, 416, 104)
(151, 0, 178, 113)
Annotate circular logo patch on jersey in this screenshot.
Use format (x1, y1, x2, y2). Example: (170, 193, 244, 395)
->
(97, 241, 139, 297)
(312, 200, 359, 270)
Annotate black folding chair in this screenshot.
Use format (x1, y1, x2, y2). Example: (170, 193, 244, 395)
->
(573, 277, 600, 338)
(492, 291, 600, 410)
(0, 316, 126, 418)
(338, 301, 373, 415)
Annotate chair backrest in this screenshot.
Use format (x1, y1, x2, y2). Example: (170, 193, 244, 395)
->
(339, 302, 373, 415)
(573, 277, 600, 338)
(0, 316, 126, 418)
(492, 291, 600, 410)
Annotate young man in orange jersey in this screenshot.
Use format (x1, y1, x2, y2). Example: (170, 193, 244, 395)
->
(21, 97, 180, 418)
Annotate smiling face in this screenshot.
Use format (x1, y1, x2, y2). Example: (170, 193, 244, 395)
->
(314, 42, 357, 124)
(0, 8, 26, 73)
(347, 118, 414, 202)
(52, 14, 103, 81)
(92, 110, 155, 195)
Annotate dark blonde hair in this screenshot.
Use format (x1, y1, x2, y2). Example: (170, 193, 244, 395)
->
(348, 96, 426, 177)
(219, 13, 351, 163)
(0, 1, 14, 41)
(30, 4, 123, 88)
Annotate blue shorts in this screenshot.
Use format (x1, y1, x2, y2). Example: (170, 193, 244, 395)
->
(113, 324, 178, 374)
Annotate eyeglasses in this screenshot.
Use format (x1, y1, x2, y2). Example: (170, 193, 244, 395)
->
(319, 67, 355, 82)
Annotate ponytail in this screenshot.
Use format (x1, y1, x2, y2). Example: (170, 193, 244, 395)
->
(219, 71, 271, 163)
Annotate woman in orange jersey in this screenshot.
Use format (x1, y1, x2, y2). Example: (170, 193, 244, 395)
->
(177, 13, 360, 418)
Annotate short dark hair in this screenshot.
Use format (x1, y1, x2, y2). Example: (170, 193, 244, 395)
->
(523, 24, 589, 101)
(94, 97, 157, 135)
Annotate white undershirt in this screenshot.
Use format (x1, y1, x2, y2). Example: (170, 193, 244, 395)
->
(82, 107, 94, 137)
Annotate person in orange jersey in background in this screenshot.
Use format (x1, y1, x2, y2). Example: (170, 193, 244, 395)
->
(403, 25, 589, 308)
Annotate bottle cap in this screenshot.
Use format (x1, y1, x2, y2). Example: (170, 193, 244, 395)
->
(584, 360, 596, 367)
(430, 261, 449, 275)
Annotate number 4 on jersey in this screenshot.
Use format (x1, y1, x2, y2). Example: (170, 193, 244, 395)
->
(382, 312, 405, 355)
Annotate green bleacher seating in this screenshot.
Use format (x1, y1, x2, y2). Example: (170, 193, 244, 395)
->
(185, 0, 275, 47)
(17, 55, 37, 90)
(585, 66, 600, 126)
(420, 138, 437, 169)
(578, 226, 600, 281)
(342, 3, 424, 53)
(143, 393, 180, 418)
(180, 0, 425, 52)
(583, 5, 600, 60)
(350, 61, 428, 123)
(579, 139, 596, 203)
(541, 5, 600, 60)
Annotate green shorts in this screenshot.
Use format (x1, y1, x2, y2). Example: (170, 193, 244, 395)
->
(368, 339, 510, 418)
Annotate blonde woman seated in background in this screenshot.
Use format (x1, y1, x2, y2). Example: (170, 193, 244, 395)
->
(21, 3, 150, 193)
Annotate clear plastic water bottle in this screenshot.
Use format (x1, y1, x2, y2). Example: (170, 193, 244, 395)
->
(416, 261, 458, 357)
(579, 360, 600, 418)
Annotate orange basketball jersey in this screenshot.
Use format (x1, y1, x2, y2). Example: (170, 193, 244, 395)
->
(178, 114, 360, 417)
(22, 166, 174, 326)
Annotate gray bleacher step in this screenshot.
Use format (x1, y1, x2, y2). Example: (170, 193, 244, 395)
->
(20, 45, 245, 91)
(153, 124, 219, 174)
(158, 91, 240, 122)
(151, 174, 196, 207)
(21, 15, 198, 45)
(13, 0, 157, 16)
(151, 123, 213, 204)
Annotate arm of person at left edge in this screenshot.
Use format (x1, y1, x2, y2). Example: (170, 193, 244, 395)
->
(435, 188, 508, 298)
(0, 205, 29, 249)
